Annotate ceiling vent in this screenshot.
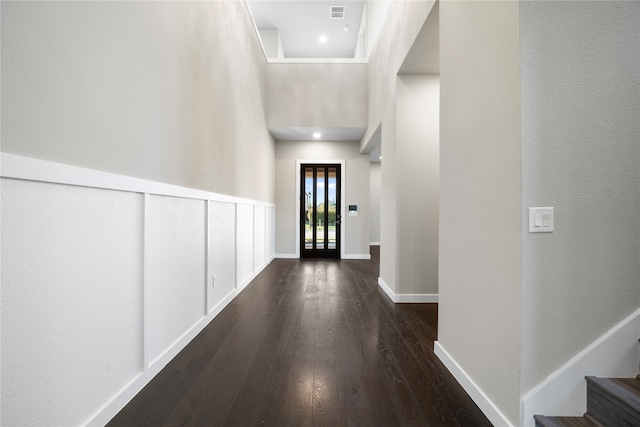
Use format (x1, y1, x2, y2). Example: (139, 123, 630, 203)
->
(330, 6, 345, 19)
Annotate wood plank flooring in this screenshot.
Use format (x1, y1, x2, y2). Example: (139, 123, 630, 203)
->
(108, 248, 491, 426)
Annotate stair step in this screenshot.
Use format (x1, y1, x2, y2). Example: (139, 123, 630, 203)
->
(534, 415, 602, 427)
(586, 376, 640, 427)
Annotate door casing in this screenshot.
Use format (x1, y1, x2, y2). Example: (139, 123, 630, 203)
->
(300, 163, 341, 258)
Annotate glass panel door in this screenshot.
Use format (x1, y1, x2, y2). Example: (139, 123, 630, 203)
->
(300, 164, 341, 258)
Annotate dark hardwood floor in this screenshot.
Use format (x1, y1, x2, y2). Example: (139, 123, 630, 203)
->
(108, 247, 491, 426)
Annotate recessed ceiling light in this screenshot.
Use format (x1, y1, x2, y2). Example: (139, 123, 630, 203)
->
(313, 132, 322, 139)
(343, 25, 350, 32)
(319, 35, 328, 44)
(379, 156, 382, 160)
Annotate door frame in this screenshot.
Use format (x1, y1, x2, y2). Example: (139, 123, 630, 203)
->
(299, 163, 342, 258)
(295, 159, 346, 259)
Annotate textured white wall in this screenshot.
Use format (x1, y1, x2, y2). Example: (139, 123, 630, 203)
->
(1, 180, 143, 426)
(267, 63, 367, 128)
(395, 75, 439, 295)
(274, 140, 370, 257)
(1, 0, 274, 202)
(438, 1, 522, 424)
(369, 163, 381, 244)
(147, 196, 206, 364)
(520, 0, 640, 393)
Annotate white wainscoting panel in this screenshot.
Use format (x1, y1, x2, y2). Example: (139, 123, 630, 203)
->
(1, 154, 275, 427)
(208, 200, 237, 313)
(1, 179, 143, 427)
(266, 207, 275, 261)
(236, 203, 255, 290)
(254, 205, 266, 271)
(146, 195, 207, 366)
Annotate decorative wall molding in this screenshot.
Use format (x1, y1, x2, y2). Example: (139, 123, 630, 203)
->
(1, 153, 274, 208)
(519, 307, 640, 426)
(1, 153, 276, 426)
(86, 276, 271, 427)
(377, 277, 438, 303)
(434, 342, 513, 427)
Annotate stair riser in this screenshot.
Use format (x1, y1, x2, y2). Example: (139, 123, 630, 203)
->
(587, 383, 640, 427)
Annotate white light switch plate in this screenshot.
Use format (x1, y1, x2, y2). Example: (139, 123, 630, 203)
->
(529, 207, 554, 233)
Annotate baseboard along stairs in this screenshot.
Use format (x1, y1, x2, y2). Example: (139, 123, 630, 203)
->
(534, 374, 640, 427)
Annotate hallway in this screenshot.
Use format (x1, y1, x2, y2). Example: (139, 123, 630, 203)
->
(108, 248, 491, 426)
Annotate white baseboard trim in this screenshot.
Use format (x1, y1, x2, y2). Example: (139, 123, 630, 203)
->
(369, 242, 380, 246)
(434, 342, 513, 427)
(274, 253, 298, 259)
(85, 269, 278, 426)
(208, 288, 237, 316)
(377, 277, 438, 303)
(86, 297, 233, 426)
(519, 307, 640, 427)
(342, 254, 372, 260)
(237, 260, 270, 292)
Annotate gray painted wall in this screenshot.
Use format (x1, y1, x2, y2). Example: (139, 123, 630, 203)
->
(275, 140, 370, 257)
(366, 1, 437, 295)
(395, 75, 439, 295)
(520, 0, 640, 393)
(267, 63, 367, 128)
(369, 163, 381, 244)
(438, 1, 523, 423)
(1, 1, 274, 202)
(438, 1, 639, 424)
(362, 0, 435, 151)
(380, 103, 398, 290)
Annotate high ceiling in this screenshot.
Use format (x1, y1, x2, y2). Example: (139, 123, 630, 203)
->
(246, 0, 365, 58)
(245, 0, 437, 153)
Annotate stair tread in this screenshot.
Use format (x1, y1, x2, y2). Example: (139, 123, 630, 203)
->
(534, 415, 601, 427)
(586, 376, 640, 411)
(611, 377, 640, 394)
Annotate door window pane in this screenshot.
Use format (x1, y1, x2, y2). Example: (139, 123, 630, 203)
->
(304, 168, 313, 249)
(315, 168, 325, 250)
(328, 168, 337, 250)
